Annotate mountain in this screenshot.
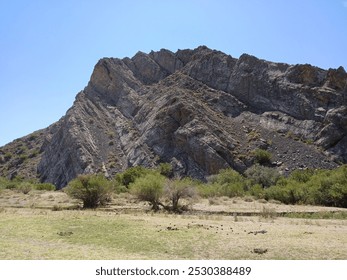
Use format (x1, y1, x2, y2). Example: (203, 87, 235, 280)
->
(0, 46, 346, 189)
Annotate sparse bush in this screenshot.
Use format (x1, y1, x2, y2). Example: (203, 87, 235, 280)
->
(28, 134, 38, 141)
(304, 139, 314, 145)
(108, 131, 115, 139)
(164, 178, 197, 212)
(130, 173, 165, 211)
(4, 153, 12, 161)
(248, 130, 260, 141)
(52, 205, 63, 211)
(18, 154, 28, 163)
(253, 149, 272, 165)
(208, 197, 220, 205)
(244, 196, 254, 202)
(260, 207, 277, 219)
(17, 182, 33, 194)
(28, 149, 40, 158)
(65, 174, 114, 208)
(158, 162, 173, 178)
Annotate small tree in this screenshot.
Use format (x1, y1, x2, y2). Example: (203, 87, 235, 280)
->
(164, 178, 197, 212)
(130, 173, 165, 211)
(65, 174, 113, 208)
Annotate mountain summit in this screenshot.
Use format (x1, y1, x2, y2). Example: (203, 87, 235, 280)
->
(1, 46, 346, 188)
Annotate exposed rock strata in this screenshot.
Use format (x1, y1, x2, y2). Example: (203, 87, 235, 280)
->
(0, 46, 346, 188)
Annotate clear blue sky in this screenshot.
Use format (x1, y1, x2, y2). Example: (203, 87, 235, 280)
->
(1, 0, 347, 146)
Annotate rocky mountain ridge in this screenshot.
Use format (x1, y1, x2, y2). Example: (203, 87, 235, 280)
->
(0, 46, 346, 188)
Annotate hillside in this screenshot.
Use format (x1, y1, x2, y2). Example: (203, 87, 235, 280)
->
(0, 46, 346, 188)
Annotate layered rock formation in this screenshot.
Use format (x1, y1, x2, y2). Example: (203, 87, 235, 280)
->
(0, 46, 346, 188)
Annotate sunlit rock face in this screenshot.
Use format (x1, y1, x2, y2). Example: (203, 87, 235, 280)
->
(1, 46, 345, 188)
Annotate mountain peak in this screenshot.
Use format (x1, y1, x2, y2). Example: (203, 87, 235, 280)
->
(1, 47, 345, 188)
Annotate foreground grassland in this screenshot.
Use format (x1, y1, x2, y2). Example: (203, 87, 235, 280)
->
(0, 190, 346, 260)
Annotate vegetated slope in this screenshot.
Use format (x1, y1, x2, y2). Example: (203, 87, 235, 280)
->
(0, 46, 346, 188)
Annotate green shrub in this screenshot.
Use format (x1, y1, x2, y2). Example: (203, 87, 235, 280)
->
(4, 182, 18, 190)
(219, 182, 245, 197)
(245, 164, 281, 188)
(65, 174, 114, 208)
(112, 182, 129, 194)
(130, 173, 165, 211)
(289, 169, 315, 183)
(197, 183, 221, 198)
(1, 178, 55, 192)
(34, 183, 56, 191)
(253, 149, 272, 165)
(116, 166, 150, 187)
(310, 169, 347, 207)
(158, 162, 173, 178)
(199, 183, 245, 198)
(248, 184, 265, 199)
(209, 168, 244, 185)
(0, 177, 10, 189)
(264, 183, 305, 204)
(201, 169, 248, 198)
(263, 165, 347, 207)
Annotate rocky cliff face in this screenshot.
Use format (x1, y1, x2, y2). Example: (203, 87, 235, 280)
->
(1, 46, 346, 188)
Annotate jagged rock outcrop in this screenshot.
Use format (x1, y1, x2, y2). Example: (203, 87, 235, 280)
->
(0, 46, 346, 188)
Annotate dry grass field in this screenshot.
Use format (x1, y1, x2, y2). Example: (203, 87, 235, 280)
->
(0, 189, 346, 260)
